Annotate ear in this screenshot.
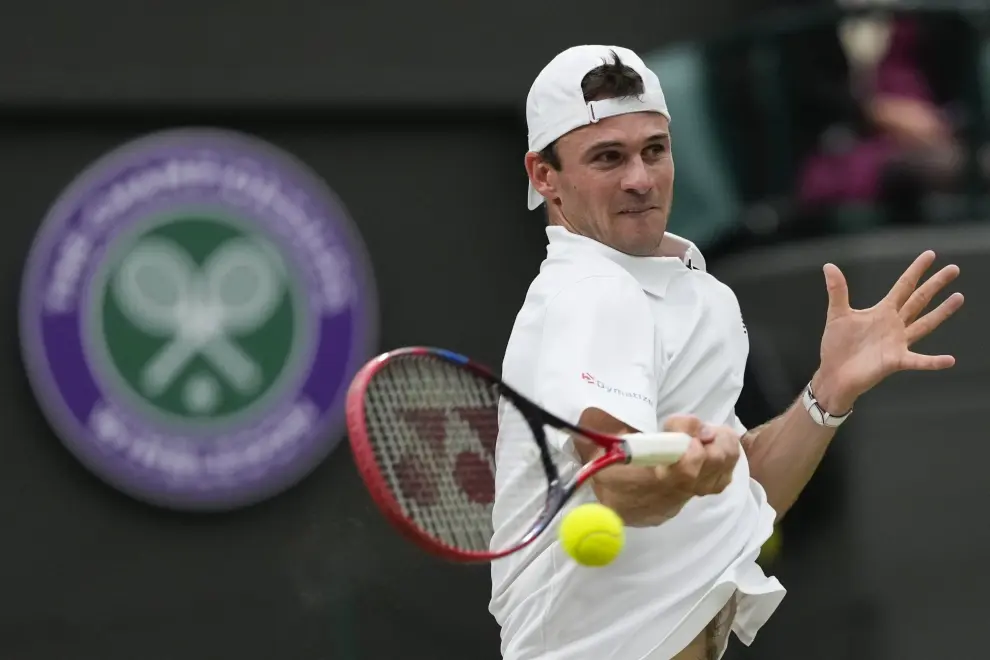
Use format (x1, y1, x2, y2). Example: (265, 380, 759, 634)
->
(524, 151, 559, 206)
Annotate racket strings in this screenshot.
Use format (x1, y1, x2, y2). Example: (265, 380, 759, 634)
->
(362, 354, 505, 552)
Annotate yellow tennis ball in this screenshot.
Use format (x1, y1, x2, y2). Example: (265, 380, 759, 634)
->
(759, 526, 782, 566)
(559, 503, 625, 567)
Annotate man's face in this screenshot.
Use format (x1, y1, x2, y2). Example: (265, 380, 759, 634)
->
(528, 112, 673, 256)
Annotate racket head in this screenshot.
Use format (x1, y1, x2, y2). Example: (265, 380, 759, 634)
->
(346, 346, 582, 562)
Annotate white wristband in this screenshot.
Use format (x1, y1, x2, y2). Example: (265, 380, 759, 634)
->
(801, 381, 852, 428)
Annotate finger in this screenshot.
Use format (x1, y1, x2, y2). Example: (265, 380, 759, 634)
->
(898, 351, 956, 371)
(723, 438, 741, 471)
(711, 472, 735, 495)
(884, 250, 936, 309)
(694, 452, 736, 495)
(692, 462, 721, 495)
(702, 442, 726, 472)
(699, 466, 735, 496)
(656, 437, 705, 483)
(713, 424, 742, 452)
(662, 414, 705, 438)
(906, 292, 964, 344)
(900, 264, 960, 323)
(823, 263, 850, 320)
(694, 430, 739, 494)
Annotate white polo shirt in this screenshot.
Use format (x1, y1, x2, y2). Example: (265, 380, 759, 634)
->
(489, 226, 786, 660)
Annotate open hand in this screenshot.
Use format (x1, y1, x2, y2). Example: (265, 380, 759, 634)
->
(813, 251, 964, 413)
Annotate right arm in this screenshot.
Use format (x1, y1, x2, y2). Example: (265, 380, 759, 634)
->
(536, 276, 736, 527)
(572, 407, 696, 527)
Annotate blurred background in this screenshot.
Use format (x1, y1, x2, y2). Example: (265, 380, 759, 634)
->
(2, 0, 989, 658)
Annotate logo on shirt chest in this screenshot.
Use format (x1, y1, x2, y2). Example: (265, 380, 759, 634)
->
(581, 372, 655, 407)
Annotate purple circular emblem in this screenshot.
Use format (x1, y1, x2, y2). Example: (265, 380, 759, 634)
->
(20, 128, 378, 511)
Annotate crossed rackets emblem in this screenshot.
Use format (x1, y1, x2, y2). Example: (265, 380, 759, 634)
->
(112, 236, 287, 405)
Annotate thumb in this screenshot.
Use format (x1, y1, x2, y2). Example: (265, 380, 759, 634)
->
(823, 263, 850, 320)
(662, 414, 704, 438)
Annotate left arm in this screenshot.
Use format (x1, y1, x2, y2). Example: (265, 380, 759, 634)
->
(739, 373, 846, 522)
(741, 253, 964, 521)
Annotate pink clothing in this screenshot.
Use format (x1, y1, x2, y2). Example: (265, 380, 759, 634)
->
(798, 18, 938, 205)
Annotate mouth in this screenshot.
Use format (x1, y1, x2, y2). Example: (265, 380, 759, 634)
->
(618, 206, 659, 215)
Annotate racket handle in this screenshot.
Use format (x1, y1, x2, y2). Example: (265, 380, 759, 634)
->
(620, 432, 691, 466)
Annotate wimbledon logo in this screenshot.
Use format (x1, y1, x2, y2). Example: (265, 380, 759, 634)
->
(20, 128, 378, 511)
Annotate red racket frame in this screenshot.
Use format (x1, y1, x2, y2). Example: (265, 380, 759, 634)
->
(345, 346, 636, 563)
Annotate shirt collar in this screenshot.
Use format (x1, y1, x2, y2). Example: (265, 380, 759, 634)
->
(545, 225, 705, 297)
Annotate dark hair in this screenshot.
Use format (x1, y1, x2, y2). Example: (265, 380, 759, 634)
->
(539, 51, 646, 170)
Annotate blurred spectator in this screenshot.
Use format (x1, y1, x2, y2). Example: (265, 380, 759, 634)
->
(795, 2, 982, 225)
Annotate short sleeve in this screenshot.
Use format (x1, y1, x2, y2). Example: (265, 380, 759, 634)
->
(535, 276, 658, 449)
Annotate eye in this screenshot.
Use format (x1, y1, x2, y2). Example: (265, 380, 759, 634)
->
(594, 150, 622, 164)
(647, 143, 668, 156)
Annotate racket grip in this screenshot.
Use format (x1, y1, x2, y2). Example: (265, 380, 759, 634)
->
(620, 432, 691, 466)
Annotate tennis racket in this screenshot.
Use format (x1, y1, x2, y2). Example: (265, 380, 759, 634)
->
(345, 346, 690, 562)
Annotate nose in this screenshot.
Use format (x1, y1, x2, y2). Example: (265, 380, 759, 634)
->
(620, 157, 652, 196)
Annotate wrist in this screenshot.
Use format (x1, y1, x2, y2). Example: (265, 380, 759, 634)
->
(810, 369, 856, 415)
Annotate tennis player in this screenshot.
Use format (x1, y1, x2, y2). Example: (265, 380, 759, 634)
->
(488, 44, 964, 660)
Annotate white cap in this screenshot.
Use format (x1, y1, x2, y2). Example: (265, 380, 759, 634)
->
(525, 45, 670, 210)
